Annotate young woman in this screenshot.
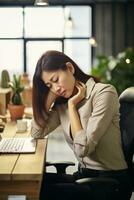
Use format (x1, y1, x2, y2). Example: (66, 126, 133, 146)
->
(31, 50, 132, 200)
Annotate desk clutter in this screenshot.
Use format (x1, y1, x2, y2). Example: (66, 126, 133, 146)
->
(0, 107, 33, 127)
(0, 71, 32, 122)
(0, 116, 35, 154)
(16, 119, 28, 133)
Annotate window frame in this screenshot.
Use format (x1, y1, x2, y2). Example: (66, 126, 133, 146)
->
(0, 5, 93, 75)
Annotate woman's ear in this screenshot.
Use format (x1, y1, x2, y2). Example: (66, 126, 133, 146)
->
(66, 62, 75, 74)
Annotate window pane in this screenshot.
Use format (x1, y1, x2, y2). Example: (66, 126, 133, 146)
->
(0, 8, 23, 38)
(0, 40, 24, 79)
(26, 41, 62, 81)
(64, 39, 91, 74)
(25, 7, 64, 38)
(64, 6, 92, 38)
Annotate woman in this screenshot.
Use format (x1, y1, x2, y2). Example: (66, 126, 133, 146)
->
(31, 50, 132, 200)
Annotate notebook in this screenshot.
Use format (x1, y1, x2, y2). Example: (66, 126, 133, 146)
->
(0, 137, 37, 153)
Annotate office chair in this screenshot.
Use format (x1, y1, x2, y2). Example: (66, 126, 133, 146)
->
(119, 87, 134, 191)
(46, 86, 134, 200)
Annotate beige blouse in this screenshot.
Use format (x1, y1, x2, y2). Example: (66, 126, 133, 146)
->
(31, 78, 127, 171)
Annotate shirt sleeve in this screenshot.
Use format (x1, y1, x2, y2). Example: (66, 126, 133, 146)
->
(73, 85, 119, 158)
(31, 108, 60, 139)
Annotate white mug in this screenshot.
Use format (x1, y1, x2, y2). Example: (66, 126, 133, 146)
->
(17, 120, 27, 132)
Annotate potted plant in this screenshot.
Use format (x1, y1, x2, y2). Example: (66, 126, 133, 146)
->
(92, 48, 134, 95)
(8, 74, 25, 121)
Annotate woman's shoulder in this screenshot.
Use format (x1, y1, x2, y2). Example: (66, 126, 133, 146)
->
(94, 82, 118, 94)
(86, 78, 118, 99)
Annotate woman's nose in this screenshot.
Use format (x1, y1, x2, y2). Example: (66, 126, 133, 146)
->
(55, 85, 61, 93)
(52, 84, 61, 93)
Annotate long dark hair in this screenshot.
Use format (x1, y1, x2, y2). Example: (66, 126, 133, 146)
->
(32, 50, 98, 127)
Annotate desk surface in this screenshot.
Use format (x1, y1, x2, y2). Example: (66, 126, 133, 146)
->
(0, 121, 47, 200)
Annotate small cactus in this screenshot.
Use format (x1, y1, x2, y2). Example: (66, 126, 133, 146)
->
(1, 69, 10, 88)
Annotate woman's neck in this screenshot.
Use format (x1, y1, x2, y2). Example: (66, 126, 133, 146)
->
(71, 86, 78, 97)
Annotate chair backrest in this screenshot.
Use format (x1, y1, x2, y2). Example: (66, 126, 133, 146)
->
(119, 87, 134, 180)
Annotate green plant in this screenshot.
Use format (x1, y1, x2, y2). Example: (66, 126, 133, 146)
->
(1, 69, 10, 88)
(91, 48, 134, 95)
(91, 55, 110, 83)
(9, 74, 24, 105)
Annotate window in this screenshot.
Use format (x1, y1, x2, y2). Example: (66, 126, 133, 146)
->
(64, 39, 91, 74)
(25, 7, 64, 38)
(0, 8, 23, 38)
(64, 6, 91, 37)
(0, 40, 24, 79)
(0, 6, 92, 83)
(26, 41, 62, 81)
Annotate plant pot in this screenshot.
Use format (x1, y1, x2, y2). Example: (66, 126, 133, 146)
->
(8, 104, 25, 121)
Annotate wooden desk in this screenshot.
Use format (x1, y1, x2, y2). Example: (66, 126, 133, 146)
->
(0, 121, 47, 200)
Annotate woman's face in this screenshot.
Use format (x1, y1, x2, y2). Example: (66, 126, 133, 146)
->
(42, 63, 75, 98)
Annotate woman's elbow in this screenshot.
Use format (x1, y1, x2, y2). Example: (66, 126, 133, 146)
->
(74, 143, 96, 158)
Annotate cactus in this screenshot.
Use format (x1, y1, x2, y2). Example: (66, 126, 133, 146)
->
(1, 69, 10, 88)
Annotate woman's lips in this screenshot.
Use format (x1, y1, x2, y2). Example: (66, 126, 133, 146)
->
(60, 90, 66, 97)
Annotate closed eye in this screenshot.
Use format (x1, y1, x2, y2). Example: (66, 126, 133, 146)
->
(52, 77, 58, 82)
(46, 83, 51, 88)
(45, 76, 58, 88)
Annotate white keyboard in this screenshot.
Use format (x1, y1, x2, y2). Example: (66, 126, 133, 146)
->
(0, 137, 36, 153)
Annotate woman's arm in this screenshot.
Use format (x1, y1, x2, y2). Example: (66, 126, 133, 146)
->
(72, 85, 119, 158)
(68, 81, 86, 139)
(31, 91, 60, 139)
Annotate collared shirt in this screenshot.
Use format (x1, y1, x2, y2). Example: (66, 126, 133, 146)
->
(31, 78, 127, 171)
